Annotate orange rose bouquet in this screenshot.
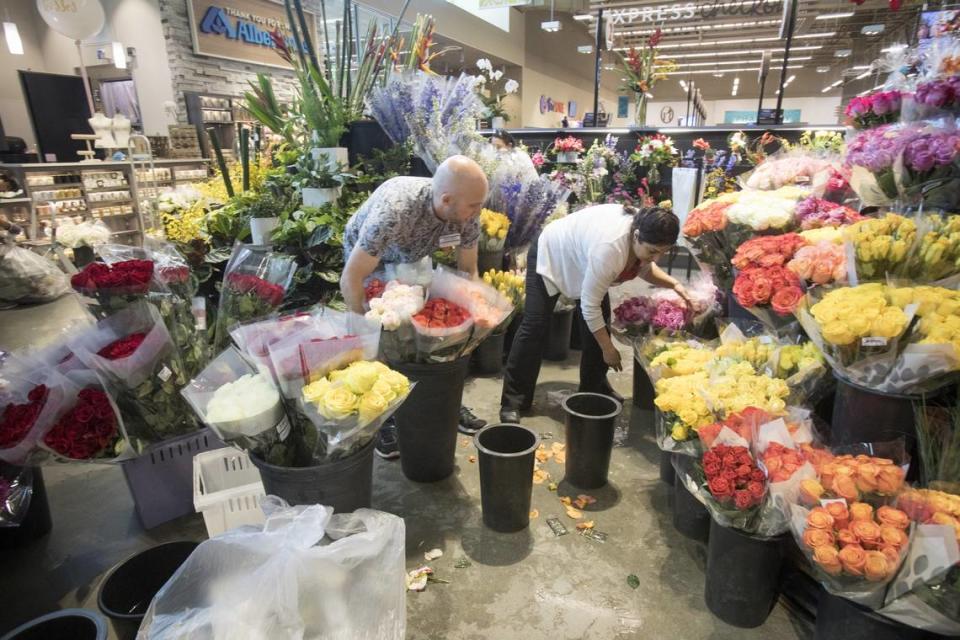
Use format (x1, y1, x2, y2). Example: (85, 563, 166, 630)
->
(683, 198, 735, 290)
(797, 446, 908, 507)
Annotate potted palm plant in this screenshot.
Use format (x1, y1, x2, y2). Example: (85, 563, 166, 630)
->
(293, 153, 351, 207)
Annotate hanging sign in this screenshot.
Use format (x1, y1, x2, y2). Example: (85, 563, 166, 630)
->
(187, 0, 317, 69)
(605, 0, 781, 25)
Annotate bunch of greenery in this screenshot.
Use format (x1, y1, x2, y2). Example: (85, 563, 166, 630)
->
(291, 153, 352, 190)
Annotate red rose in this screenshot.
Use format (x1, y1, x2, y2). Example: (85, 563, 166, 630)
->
(748, 481, 765, 499)
(771, 286, 804, 316)
(74, 405, 95, 423)
(734, 490, 754, 510)
(722, 469, 738, 482)
(736, 464, 753, 478)
(751, 469, 766, 483)
(722, 454, 737, 468)
(708, 476, 733, 498)
(27, 384, 48, 403)
(703, 450, 720, 467)
(704, 462, 722, 478)
(97, 332, 147, 360)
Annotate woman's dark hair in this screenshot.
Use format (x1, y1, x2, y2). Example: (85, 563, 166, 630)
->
(492, 129, 516, 147)
(625, 205, 679, 246)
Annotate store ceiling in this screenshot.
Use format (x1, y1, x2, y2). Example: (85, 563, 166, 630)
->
(569, 0, 920, 105)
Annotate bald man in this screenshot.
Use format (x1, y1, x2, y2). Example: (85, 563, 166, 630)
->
(340, 155, 490, 458)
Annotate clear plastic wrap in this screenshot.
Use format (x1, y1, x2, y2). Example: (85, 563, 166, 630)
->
(229, 310, 319, 379)
(385, 256, 433, 288)
(137, 499, 407, 640)
(0, 463, 34, 527)
(0, 243, 70, 304)
(427, 266, 513, 352)
(0, 365, 74, 465)
(739, 150, 841, 196)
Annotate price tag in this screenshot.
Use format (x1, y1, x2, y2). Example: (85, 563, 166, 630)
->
(192, 297, 207, 331)
(438, 233, 461, 249)
(157, 366, 173, 382)
(861, 336, 888, 347)
(276, 416, 291, 442)
(820, 497, 848, 508)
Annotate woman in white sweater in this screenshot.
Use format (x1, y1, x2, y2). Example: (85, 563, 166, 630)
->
(499, 205, 690, 423)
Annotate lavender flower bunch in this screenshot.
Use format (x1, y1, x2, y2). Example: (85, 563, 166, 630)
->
(900, 130, 960, 210)
(911, 77, 960, 115)
(846, 124, 922, 200)
(502, 176, 570, 250)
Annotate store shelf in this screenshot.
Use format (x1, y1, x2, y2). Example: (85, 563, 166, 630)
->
(33, 196, 85, 202)
(0, 198, 31, 205)
(85, 186, 130, 193)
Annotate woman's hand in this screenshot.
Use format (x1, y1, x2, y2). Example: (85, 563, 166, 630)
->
(602, 344, 623, 372)
(673, 283, 693, 309)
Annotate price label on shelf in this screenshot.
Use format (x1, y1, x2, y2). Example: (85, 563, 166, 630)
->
(861, 337, 887, 347)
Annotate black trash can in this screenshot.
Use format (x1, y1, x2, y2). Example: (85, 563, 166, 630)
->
(98, 541, 199, 640)
(814, 591, 926, 640)
(391, 357, 470, 482)
(673, 476, 710, 544)
(0, 467, 52, 549)
(343, 118, 394, 166)
(473, 331, 506, 375)
(477, 249, 504, 277)
(705, 521, 784, 628)
(545, 309, 574, 361)
(250, 439, 375, 513)
(633, 359, 655, 410)
(73, 245, 95, 268)
(474, 423, 540, 532)
(0, 609, 107, 640)
(562, 392, 622, 489)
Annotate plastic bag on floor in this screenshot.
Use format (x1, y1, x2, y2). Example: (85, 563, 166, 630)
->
(0, 243, 70, 304)
(137, 498, 406, 640)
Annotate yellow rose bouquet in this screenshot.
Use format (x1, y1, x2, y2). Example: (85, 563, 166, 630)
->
(905, 213, 960, 283)
(637, 336, 717, 382)
(773, 342, 828, 405)
(479, 208, 510, 253)
(300, 360, 411, 462)
(843, 213, 917, 281)
(482, 268, 525, 315)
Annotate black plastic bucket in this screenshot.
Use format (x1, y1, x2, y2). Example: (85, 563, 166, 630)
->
(474, 423, 540, 532)
(98, 541, 199, 640)
(0, 609, 107, 640)
(545, 309, 574, 361)
(0, 467, 52, 549)
(673, 478, 710, 543)
(73, 246, 95, 268)
(633, 359, 655, 410)
(251, 439, 375, 512)
(477, 249, 504, 277)
(343, 119, 393, 166)
(814, 591, 925, 640)
(705, 521, 784, 628)
(473, 331, 506, 375)
(660, 450, 676, 485)
(391, 357, 470, 482)
(562, 393, 622, 489)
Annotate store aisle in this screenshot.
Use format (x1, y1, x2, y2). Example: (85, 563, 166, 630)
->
(0, 297, 811, 639)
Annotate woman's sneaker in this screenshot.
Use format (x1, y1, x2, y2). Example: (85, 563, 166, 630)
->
(375, 420, 400, 459)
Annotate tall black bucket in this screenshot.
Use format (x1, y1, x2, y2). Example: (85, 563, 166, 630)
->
(98, 541, 199, 640)
(814, 591, 926, 640)
(0, 609, 107, 640)
(475, 423, 540, 532)
(391, 357, 470, 482)
(473, 331, 506, 375)
(477, 249, 504, 276)
(633, 359, 655, 410)
(562, 392, 622, 489)
(705, 521, 784, 628)
(673, 477, 710, 543)
(250, 439, 375, 512)
(0, 467, 52, 549)
(343, 119, 393, 166)
(545, 309, 574, 361)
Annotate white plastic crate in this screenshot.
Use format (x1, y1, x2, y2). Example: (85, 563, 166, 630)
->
(193, 448, 266, 537)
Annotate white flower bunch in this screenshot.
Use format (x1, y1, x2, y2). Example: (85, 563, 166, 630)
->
(725, 189, 802, 230)
(365, 282, 425, 331)
(505, 79, 519, 94)
(205, 373, 280, 424)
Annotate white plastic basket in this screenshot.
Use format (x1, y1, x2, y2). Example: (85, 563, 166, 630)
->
(193, 448, 266, 538)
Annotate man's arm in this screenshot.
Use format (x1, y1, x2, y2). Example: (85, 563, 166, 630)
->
(341, 247, 381, 314)
(457, 244, 478, 278)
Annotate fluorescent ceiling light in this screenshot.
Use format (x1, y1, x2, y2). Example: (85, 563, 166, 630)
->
(657, 56, 810, 69)
(617, 19, 781, 37)
(815, 11, 854, 20)
(663, 65, 802, 76)
(577, 45, 593, 54)
(653, 32, 833, 50)
(785, 74, 796, 84)
(861, 24, 885, 36)
(835, 49, 852, 58)
(541, 20, 561, 32)
(882, 44, 907, 53)
(112, 41, 127, 69)
(855, 70, 871, 80)
(3, 22, 23, 56)
(850, 65, 871, 70)
(573, 14, 593, 21)
(679, 80, 689, 91)
(822, 79, 843, 93)
(817, 65, 830, 72)
(616, 44, 822, 56)
(732, 77, 740, 96)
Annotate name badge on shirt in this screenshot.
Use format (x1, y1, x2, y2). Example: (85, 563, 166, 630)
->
(438, 233, 461, 249)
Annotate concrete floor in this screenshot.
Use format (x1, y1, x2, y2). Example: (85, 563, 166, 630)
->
(0, 295, 813, 639)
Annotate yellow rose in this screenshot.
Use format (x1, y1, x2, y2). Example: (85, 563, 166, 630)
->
(497, 228, 507, 239)
(671, 422, 689, 441)
(380, 369, 410, 395)
(317, 387, 360, 420)
(371, 378, 398, 403)
(302, 378, 332, 405)
(358, 391, 389, 424)
(331, 361, 382, 394)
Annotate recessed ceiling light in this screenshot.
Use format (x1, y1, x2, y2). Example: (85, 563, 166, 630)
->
(541, 20, 561, 32)
(817, 65, 830, 73)
(835, 49, 852, 58)
(577, 45, 593, 54)
(573, 14, 593, 21)
(881, 44, 907, 53)
(816, 11, 854, 20)
(861, 24, 885, 36)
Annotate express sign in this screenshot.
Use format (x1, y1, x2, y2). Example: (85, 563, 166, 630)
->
(606, 0, 781, 25)
(188, 0, 317, 69)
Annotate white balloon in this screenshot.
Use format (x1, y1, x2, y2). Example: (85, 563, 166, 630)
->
(36, 0, 105, 41)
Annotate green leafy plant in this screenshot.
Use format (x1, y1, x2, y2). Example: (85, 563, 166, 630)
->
(292, 154, 352, 190)
(272, 204, 351, 309)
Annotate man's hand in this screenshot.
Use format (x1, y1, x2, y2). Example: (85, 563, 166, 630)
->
(341, 248, 380, 314)
(602, 344, 623, 372)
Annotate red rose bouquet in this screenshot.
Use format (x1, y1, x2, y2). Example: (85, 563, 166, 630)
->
(420, 266, 513, 357)
(70, 301, 198, 450)
(213, 244, 296, 352)
(733, 265, 804, 326)
(0, 365, 75, 465)
(42, 380, 126, 461)
(411, 297, 475, 363)
(71, 259, 154, 315)
(691, 441, 771, 532)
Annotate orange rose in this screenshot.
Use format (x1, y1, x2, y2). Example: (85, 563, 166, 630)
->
(876, 466, 905, 495)
(851, 519, 882, 549)
(813, 545, 843, 576)
(837, 528, 861, 548)
(876, 506, 910, 530)
(825, 502, 850, 530)
(808, 507, 835, 530)
(849, 502, 874, 522)
(880, 545, 902, 572)
(832, 475, 860, 502)
(864, 550, 891, 582)
(803, 527, 836, 550)
(856, 463, 880, 493)
(799, 479, 825, 506)
(880, 525, 908, 550)
(838, 544, 867, 576)
(820, 462, 838, 488)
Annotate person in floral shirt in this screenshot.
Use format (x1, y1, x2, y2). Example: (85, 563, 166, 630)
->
(341, 155, 489, 458)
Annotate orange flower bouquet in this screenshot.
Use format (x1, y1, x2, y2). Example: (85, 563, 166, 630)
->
(797, 447, 907, 507)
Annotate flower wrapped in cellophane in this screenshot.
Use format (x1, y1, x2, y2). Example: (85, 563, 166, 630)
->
(613, 275, 720, 338)
(229, 310, 319, 378)
(479, 208, 510, 253)
(904, 213, 960, 284)
(842, 213, 917, 281)
(0, 463, 37, 527)
(739, 151, 840, 195)
(0, 365, 73, 465)
(897, 125, 960, 212)
(730, 233, 807, 327)
(845, 124, 922, 206)
(182, 347, 296, 466)
(635, 333, 717, 383)
(365, 281, 425, 363)
(682, 196, 735, 290)
(772, 341, 829, 405)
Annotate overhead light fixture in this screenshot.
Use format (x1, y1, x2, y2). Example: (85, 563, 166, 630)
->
(573, 14, 593, 21)
(822, 79, 843, 93)
(835, 49, 852, 58)
(664, 65, 802, 76)
(577, 45, 593, 54)
(817, 65, 830, 73)
(855, 70, 871, 80)
(785, 74, 796, 85)
(3, 22, 23, 56)
(112, 41, 127, 69)
(861, 24, 885, 36)
(850, 65, 871, 70)
(617, 19, 781, 37)
(881, 44, 907, 53)
(816, 11, 854, 20)
(653, 32, 834, 50)
(656, 56, 810, 69)
(731, 77, 740, 97)
(541, 20, 561, 32)
(616, 44, 823, 56)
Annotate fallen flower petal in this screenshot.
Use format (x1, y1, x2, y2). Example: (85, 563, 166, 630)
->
(576, 520, 595, 531)
(424, 549, 443, 561)
(565, 505, 583, 519)
(529, 509, 539, 519)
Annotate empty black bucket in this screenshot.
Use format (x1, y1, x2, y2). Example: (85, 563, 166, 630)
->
(705, 521, 784, 628)
(474, 423, 540, 532)
(0, 609, 107, 640)
(0, 467, 52, 549)
(73, 246, 95, 268)
(814, 591, 925, 640)
(660, 450, 676, 485)
(250, 439, 375, 512)
(477, 249, 504, 276)
(98, 541, 199, 640)
(673, 478, 710, 543)
(473, 331, 506, 375)
(391, 357, 470, 482)
(545, 309, 574, 361)
(343, 119, 393, 166)
(562, 392, 622, 489)
(633, 359, 655, 410)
